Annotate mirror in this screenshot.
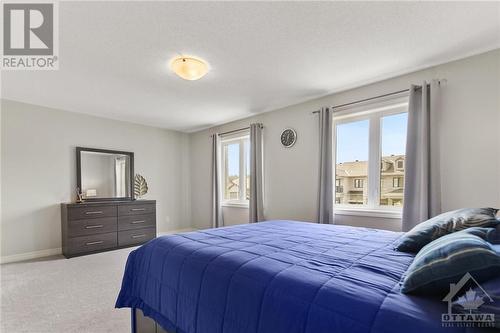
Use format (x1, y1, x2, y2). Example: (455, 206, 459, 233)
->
(76, 147, 134, 200)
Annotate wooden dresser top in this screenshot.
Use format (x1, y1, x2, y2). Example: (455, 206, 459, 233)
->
(62, 200, 156, 208)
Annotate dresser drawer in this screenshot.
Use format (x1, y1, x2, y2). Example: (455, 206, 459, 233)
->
(68, 217, 117, 237)
(118, 214, 156, 231)
(118, 204, 155, 216)
(66, 232, 117, 255)
(68, 205, 117, 220)
(118, 227, 156, 247)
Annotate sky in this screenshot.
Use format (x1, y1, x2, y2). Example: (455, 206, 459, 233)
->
(226, 112, 408, 176)
(226, 142, 249, 177)
(227, 143, 240, 176)
(336, 113, 408, 163)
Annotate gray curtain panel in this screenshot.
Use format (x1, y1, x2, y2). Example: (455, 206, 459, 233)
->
(249, 123, 265, 223)
(318, 107, 334, 224)
(211, 133, 223, 228)
(402, 81, 442, 231)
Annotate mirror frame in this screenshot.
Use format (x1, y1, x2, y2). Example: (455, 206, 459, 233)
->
(76, 146, 135, 201)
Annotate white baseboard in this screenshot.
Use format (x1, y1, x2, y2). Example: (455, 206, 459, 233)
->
(1, 247, 62, 264)
(0, 228, 197, 264)
(158, 227, 196, 236)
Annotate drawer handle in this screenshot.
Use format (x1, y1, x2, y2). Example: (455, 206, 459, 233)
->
(131, 234, 146, 239)
(85, 225, 104, 229)
(131, 208, 146, 211)
(131, 220, 145, 224)
(86, 240, 104, 246)
(85, 211, 103, 215)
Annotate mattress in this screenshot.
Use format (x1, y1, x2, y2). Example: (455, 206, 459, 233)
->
(116, 220, 495, 333)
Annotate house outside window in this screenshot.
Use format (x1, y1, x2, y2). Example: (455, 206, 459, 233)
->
(334, 96, 408, 211)
(221, 131, 250, 206)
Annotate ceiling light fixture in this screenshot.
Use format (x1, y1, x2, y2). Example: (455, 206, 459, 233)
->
(170, 56, 209, 81)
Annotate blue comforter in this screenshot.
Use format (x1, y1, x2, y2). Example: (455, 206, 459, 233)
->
(116, 220, 496, 333)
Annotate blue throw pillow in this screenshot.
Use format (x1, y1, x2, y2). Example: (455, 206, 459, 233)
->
(463, 226, 497, 241)
(400, 227, 500, 294)
(396, 208, 499, 252)
(492, 222, 500, 244)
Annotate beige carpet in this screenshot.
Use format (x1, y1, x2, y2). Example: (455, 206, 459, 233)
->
(1, 247, 136, 333)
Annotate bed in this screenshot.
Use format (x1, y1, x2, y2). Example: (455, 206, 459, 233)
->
(116, 220, 497, 333)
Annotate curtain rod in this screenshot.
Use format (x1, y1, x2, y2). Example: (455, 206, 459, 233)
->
(217, 126, 250, 136)
(311, 88, 409, 113)
(311, 80, 445, 114)
(215, 123, 263, 137)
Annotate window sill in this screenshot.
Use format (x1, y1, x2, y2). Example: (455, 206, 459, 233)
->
(334, 208, 402, 219)
(222, 202, 249, 209)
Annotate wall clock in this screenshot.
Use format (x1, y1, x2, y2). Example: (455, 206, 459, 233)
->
(280, 128, 297, 148)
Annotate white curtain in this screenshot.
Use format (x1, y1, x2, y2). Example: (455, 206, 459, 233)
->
(317, 107, 334, 224)
(402, 81, 441, 231)
(211, 134, 223, 228)
(249, 123, 264, 223)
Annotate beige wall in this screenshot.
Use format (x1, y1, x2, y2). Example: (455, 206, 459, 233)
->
(189, 49, 500, 231)
(0, 100, 191, 260)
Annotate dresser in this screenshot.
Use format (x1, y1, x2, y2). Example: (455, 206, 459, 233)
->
(61, 200, 156, 258)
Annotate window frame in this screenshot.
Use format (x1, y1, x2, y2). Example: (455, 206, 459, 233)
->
(332, 96, 409, 217)
(220, 132, 250, 207)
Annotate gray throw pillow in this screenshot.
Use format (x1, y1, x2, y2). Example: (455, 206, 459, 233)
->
(395, 208, 499, 253)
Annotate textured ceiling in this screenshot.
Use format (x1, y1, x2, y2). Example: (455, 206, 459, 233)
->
(2, 1, 499, 132)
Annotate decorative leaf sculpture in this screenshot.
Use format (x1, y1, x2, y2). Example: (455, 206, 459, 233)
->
(134, 174, 148, 198)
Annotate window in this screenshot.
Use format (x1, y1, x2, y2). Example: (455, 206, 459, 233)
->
(334, 98, 408, 211)
(393, 176, 403, 188)
(335, 179, 343, 193)
(335, 119, 369, 206)
(221, 132, 250, 205)
(396, 159, 404, 169)
(380, 112, 408, 206)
